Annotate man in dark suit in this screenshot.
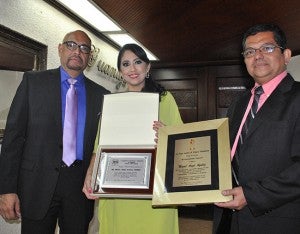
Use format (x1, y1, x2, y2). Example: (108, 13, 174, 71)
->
(213, 24, 300, 233)
(0, 30, 109, 234)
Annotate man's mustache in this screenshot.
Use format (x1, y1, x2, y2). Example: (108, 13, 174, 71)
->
(68, 55, 83, 63)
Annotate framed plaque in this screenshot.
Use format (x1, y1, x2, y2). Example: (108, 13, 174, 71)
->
(93, 148, 156, 198)
(152, 118, 232, 206)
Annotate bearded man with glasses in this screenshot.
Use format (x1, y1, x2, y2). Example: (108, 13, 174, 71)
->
(213, 23, 300, 234)
(0, 30, 109, 234)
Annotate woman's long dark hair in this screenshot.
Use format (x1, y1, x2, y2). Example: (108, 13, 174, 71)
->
(117, 43, 166, 99)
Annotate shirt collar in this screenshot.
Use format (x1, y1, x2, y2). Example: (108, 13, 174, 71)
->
(60, 66, 85, 85)
(252, 70, 287, 97)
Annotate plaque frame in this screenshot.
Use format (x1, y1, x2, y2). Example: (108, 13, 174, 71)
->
(93, 148, 156, 198)
(152, 118, 232, 206)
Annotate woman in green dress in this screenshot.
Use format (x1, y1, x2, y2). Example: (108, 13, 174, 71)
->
(83, 43, 182, 234)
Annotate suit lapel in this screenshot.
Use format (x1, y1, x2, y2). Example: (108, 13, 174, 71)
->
(48, 69, 63, 140)
(82, 78, 98, 162)
(245, 74, 294, 139)
(83, 79, 90, 161)
(229, 92, 251, 145)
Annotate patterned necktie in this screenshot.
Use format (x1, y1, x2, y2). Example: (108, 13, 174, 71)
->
(62, 78, 78, 166)
(240, 86, 264, 144)
(232, 86, 264, 183)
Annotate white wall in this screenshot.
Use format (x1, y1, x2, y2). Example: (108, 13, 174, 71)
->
(0, 0, 120, 90)
(287, 55, 300, 82)
(0, 0, 120, 233)
(0, 71, 23, 129)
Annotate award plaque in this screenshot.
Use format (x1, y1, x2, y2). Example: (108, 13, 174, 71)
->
(93, 148, 156, 198)
(152, 118, 232, 206)
(91, 92, 159, 198)
(101, 152, 151, 189)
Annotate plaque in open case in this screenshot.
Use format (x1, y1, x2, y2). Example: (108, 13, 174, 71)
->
(91, 92, 159, 198)
(93, 148, 156, 198)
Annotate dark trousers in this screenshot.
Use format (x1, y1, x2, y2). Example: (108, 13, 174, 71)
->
(21, 163, 94, 234)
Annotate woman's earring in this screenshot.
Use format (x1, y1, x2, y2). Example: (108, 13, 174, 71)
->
(146, 72, 150, 79)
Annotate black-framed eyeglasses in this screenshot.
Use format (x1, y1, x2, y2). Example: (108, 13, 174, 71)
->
(63, 41, 91, 54)
(242, 44, 284, 58)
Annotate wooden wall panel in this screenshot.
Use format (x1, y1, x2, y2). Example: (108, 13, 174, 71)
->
(152, 64, 252, 121)
(155, 79, 198, 123)
(151, 67, 208, 123)
(213, 66, 253, 118)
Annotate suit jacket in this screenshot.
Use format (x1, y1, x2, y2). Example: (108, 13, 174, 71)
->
(0, 68, 110, 219)
(213, 74, 300, 233)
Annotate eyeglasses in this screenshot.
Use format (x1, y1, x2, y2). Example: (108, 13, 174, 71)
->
(63, 41, 91, 54)
(242, 44, 284, 58)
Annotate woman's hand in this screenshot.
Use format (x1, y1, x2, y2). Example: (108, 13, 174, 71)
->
(153, 121, 165, 143)
(82, 154, 97, 200)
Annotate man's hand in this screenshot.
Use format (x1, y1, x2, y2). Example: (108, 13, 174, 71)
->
(214, 186, 247, 211)
(0, 193, 21, 220)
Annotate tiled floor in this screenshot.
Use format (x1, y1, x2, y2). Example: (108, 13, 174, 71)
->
(179, 217, 212, 234)
(178, 205, 213, 234)
(0, 212, 213, 234)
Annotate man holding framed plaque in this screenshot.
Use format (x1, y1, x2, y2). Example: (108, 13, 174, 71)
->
(214, 24, 300, 234)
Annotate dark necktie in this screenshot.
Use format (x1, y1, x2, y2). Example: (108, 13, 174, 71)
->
(232, 86, 264, 184)
(62, 78, 77, 166)
(240, 86, 264, 144)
